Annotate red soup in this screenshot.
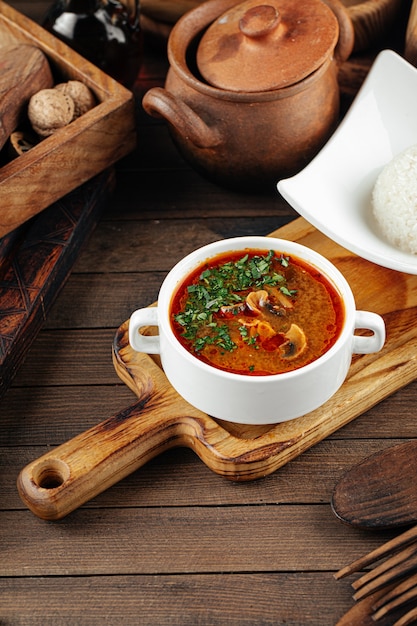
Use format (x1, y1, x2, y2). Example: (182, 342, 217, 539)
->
(170, 249, 345, 376)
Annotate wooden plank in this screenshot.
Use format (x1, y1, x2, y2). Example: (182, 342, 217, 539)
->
(0, 572, 353, 626)
(43, 272, 167, 329)
(113, 166, 296, 219)
(72, 217, 290, 273)
(0, 505, 396, 576)
(0, 386, 137, 445)
(4, 329, 118, 387)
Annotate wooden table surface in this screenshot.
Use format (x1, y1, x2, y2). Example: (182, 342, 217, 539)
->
(2, 2, 417, 624)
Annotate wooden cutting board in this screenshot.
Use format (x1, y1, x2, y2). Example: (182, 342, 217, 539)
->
(17, 217, 417, 520)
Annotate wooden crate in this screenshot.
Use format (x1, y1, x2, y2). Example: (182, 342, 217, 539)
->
(0, 0, 137, 238)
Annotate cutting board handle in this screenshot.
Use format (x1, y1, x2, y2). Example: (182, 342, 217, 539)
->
(17, 398, 181, 520)
(17, 350, 207, 521)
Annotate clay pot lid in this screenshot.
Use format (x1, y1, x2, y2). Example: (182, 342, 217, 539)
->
(196, 0, 339, 92)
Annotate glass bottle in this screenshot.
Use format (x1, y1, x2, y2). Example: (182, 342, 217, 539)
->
(42, 0, 143, 88)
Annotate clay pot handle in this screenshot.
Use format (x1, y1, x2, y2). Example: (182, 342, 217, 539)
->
(142, 87, 222, 149)
(322, 0, 354, 65)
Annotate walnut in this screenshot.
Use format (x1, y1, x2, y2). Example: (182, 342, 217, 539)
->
(27, 81, 95, 138)
(54, 80, 96, 118)
(28, 88, 75, 137)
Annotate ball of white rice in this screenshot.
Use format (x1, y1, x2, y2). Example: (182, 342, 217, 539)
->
(372, 145, 417, 254)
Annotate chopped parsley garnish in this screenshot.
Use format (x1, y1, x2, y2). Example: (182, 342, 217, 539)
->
(239, 325, 258, 346)
(173, 250, 296, 352)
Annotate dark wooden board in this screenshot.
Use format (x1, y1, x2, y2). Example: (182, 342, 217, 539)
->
(0, 168, 115, 398)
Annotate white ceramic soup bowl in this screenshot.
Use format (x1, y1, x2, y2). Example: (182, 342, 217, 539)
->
(129, 236, 385, 424)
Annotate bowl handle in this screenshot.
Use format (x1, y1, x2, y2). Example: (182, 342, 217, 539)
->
(142, 87, 222, 149)
(129, 307, 160, 354)
(352, 311, 386, 355)
(322, 0, 355, 65)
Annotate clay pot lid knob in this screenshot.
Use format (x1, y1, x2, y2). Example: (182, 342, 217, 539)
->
(239, 5, 280, 39)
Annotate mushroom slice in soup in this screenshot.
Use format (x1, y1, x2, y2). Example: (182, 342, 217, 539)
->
(275, 290, 294, 309)
(280, 323, 307, 359)
(220, 301, 246, 317)
(267, 293, 294, 317)
(246, 289, 269, 314)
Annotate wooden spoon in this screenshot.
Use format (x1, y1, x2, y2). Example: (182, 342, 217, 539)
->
(0, 44, 53, 150)
(332, 440, 417, 530)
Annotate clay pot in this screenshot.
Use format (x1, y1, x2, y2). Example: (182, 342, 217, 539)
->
(142, 0, 354, 191)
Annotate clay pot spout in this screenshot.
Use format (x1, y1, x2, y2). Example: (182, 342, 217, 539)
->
(142, 87, 222, 149)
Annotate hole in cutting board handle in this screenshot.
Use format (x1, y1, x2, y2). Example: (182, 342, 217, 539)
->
(33, 458, 70, 489)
